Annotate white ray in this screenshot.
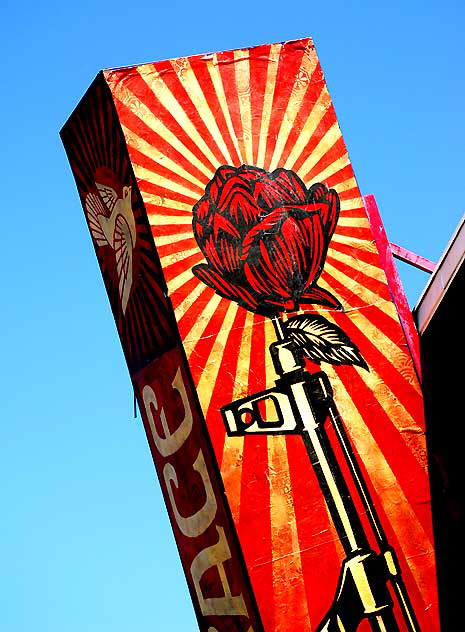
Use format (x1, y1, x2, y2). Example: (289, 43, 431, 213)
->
(171, 57, 234, 164)
(121, 124, 206, 190)
(268, 51, 319, 171)
(107, 72, 214, 180)
(256, 43, 281, 168)
(283, 87, 332, 170)
(208, 55, 243, 163)
(137, 65, 223, 170)
(234, 50, 253, 165)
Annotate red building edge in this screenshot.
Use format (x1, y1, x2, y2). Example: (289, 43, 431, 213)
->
(364, 195, 422, 382)
(414, 215, 465, 632)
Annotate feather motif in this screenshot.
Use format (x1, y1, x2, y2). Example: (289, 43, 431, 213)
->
(284, 314, 368, 370)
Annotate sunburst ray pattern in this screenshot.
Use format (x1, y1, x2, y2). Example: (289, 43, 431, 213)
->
(103, 38, 439, 631)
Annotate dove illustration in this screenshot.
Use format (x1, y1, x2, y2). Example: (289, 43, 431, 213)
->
(85, 179, 137, 314)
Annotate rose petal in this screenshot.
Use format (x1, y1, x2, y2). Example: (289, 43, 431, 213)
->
(212, 214, 241, 239)
(202, 234, 241, 274)
(253, 169, 306, 209)
(193, 219, 203, 240)
(298, 213, 327, 286)
(216, 165, 237, 182)
(193, 196, 210, 220)
(236, 165, 266, 182)
(244, 254, 293, 300)
(217, 176, 252, 204)
(262, 297, 299, 311)
(218, 237, 241, 274)
(277, 214, 324, 289)
(322, 189, 340, 238)
(307, 183, 326, 203)
(241, 207, 288, 261)
(207, 166, 236, 202)
(193, 196, 211, 248)
(243, 211, 327, 311)
(307, 183, 340, 238)
(242, 208, 324, 284)
(272, 169, 307, 203)
(300, 284, 342, 309)
(192, 264, 258, 310)
(217, 177, 261, 224)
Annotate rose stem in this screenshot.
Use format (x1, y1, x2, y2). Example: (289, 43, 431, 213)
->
(271, 314, 286, 341)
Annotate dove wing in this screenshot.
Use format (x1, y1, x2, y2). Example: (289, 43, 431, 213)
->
(96, 183, 118, 215)
(84, 192, 109, 246)
(114, 214, 134, 314)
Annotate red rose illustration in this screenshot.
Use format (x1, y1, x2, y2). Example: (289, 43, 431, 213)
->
(192, 165, 341, 314)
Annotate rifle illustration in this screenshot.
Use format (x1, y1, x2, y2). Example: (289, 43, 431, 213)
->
(221, 315, 420, 632)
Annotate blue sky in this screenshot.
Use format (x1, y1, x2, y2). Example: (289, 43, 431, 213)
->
(1, 1, 464, 630)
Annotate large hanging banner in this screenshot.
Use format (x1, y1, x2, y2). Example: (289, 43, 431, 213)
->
(61, 38, 439, 632)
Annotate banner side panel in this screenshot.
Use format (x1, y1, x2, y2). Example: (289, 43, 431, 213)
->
(60, 75, 264, 632)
